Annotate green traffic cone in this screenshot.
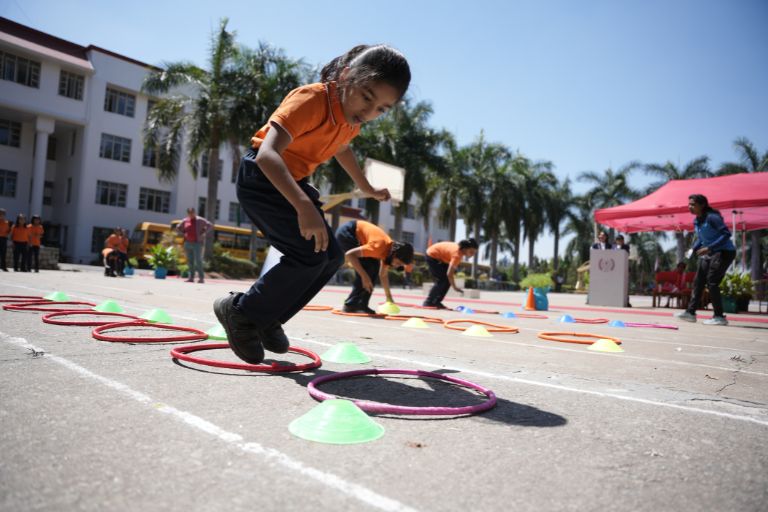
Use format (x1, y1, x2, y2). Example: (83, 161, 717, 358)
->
(206, 323, 228, 340)
(140, 308, 173, 324)
(320, 342, 371, 364)
(44, 291, 70, 302)
(288, 399, 384, 444)
(94, 300, 125, 313)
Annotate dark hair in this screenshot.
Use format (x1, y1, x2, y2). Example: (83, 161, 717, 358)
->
(30, 215, 41, 224)
(689, 194, 722, 218)
(14, 213, 25, 227)
(321, 44, 411, 100)
(459, 238, 479, 250)
(616, 234, 624, 241)
(386, 241, 414, 265)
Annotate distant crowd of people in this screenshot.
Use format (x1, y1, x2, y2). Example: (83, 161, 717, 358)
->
(0, 208, 44, 273)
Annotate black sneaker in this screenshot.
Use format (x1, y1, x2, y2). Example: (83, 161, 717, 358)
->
(343, 304, 377, 315)
(260, 322, 290, 354)
(213, 292, 264, 364)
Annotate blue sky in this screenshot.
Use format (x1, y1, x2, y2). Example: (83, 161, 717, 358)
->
(3, 0, 767, 261)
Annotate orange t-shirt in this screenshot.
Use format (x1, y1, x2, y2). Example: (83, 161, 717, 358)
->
(28, 224, 44, 247)
(105, 234, 120, 250)
(118, 236, 129, 253)
(251, 82, 360, 181)
(0, 220, 10, 238)
(355, 221, 393, 261)
(427, 241, 462, 266)
(11, 225, 29, 243)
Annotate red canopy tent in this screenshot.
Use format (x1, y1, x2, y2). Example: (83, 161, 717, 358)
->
(594, 173, 768, 233)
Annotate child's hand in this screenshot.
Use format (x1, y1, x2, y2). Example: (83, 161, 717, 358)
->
(368, 187, 391, 202)
(297, 205, 328, 252)
(362, 276, 374, 293)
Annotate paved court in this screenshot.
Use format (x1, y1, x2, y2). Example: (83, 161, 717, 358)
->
(1, 266, 767, 512)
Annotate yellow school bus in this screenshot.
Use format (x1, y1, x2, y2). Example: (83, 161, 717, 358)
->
(128, 221, 267, 267)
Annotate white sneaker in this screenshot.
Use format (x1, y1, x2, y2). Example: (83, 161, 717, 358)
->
(675, 311, 697, 323)
(703, 316, 728, 326)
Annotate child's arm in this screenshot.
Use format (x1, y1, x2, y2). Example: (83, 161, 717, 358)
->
(334, 146, 391, 202)
(447, 261, 463, 293)
(379, 263, 394, 303)
(256, 125, 328, 252)
(344, 248, 374, 292)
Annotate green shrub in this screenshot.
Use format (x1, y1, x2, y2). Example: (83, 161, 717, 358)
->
(206, 243, 259, 279)
(722, 271, 753, 300)
(520, 272, 553, 290)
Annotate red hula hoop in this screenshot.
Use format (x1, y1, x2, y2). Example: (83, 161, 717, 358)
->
(455, 307, 501, 315)
(624, 322, 678, 330)
(0, 295, 47, 303)
(538, 331, 622, 345)
(443, 319, 519, 333)
(308, 368, 497, 416)
(331, 309, 386, 318)
(3, 300, 96, 312)
(302, 305, 334, 311)
(514, 313, 549, 319)
(574, 318, 610, 324)
(392, 302, 439, 310)
(92, 320, 208, 343)
(170, 343, 322, 373)
(42, 311, 140, 326)
(384, 314, 444, 324)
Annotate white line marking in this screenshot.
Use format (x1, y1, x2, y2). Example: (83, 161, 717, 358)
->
(0, 333, 418, 512)
(290, 335, 768, 428)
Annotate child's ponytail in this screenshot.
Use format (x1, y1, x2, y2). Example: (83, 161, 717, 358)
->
(321, 44, 411, 100)
(320, 45, 371, 83)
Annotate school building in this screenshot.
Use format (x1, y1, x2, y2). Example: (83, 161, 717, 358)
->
(0, 17, 448, 265)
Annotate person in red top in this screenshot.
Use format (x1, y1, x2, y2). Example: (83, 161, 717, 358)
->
(335, 220, 414, 314)
(423, 238, 479, 308)
(175, 207, 212, 283)
(213, 44, 410, 364)
(27, 215, 44, 273)
(104, 227, 124, 277)
(0, 208, 10, 271)
(11, 213, 29, 272)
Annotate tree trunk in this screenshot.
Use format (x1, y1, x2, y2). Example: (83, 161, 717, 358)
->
(205, 139, 221, 260)
(489, 233, 498, 277)
(448, 205, 457, 241)
(750, 231, 762, 282)
(676, 232, 685, 263)
(528, 239, 535, 270)
(553, 228, 560, 271)
(471, 217, 481, 279)
(511, 223, 521, 282)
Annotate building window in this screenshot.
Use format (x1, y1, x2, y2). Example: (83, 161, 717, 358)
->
(0, 119, 22, 148)
(401, 231, 415, 245)
(66, 177, 72, 204)
(43, 180, 54, 206)
(58, 70, 84, 100)
(104, 87, 136, 117)
(139, 187, 170, 213)
(46, 136, 57, 161)
(404, 203, 416, 219)
(357, 198, 367, 209)
(198, 197, 220, 220)
(228, 202, 249, 224)
(91, 226, 115, 253)
(70, 130, 76, 156)
(142, 144, 158, 168)
(231, 161, 237, 183)
(201, 154, 222, 180)
(99, 133, 131, 163)
(0, 169, 17, 197)
(0, 50, 40, 88)
(95, 180, 127, 207)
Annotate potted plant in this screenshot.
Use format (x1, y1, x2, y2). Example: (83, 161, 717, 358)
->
(124, 257, 139, 276)
(144, 245, 179, 280)
(721, 271, 753, 313)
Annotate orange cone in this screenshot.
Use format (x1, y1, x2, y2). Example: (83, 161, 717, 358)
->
(524, 287, 536, 311)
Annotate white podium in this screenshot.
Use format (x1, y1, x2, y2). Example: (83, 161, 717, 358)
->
(587, 249, 629, 307)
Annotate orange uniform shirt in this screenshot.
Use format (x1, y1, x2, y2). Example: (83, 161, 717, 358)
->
(0, 219, 10, 238)
(427, 241, 462, 266)
(105, 234, 120, 250)
(251, 82, 360, 181)
(355, 221, 393, 261)
(118, 236, 129, 253)
(11, 225, 29, 243)
(28, 224, 44, 247)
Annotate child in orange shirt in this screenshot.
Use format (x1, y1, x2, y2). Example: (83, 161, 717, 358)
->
(214, 44, 410, 364)
(424, 239, 479, 308)
(104, 227, 124, 276)
(11, 213, 29, 272)
(27, 215, 44, 273)
(336, 220, 414, 314)
(0, 208, 10, 271)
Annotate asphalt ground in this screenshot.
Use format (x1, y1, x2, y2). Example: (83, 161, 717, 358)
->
(1, 266, 767, 512)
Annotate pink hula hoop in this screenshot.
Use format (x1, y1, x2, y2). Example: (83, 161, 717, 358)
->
(624, 322, 679, 330)
(308, 368, 497, 416)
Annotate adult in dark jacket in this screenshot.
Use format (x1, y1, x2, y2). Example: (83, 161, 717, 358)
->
(591, 231, 612, 250)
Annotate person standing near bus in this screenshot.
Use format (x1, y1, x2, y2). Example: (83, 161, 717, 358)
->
(11, 213, 29, 272)
(27, 215, 44, 273)
(0, 208, 10, 271)
(176, 207, 212, 283)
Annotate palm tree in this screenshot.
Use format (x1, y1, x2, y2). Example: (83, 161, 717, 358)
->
(544, 177, 572, 271)
(578, 161, 641, 245)
(719, 137, 768, 282)
(483, 159, 521, 276)
(563, 194, 596, 265)
(436, 137, 469, 241)
(643, 156, 713, 261)
(518, 155, 556, 269)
